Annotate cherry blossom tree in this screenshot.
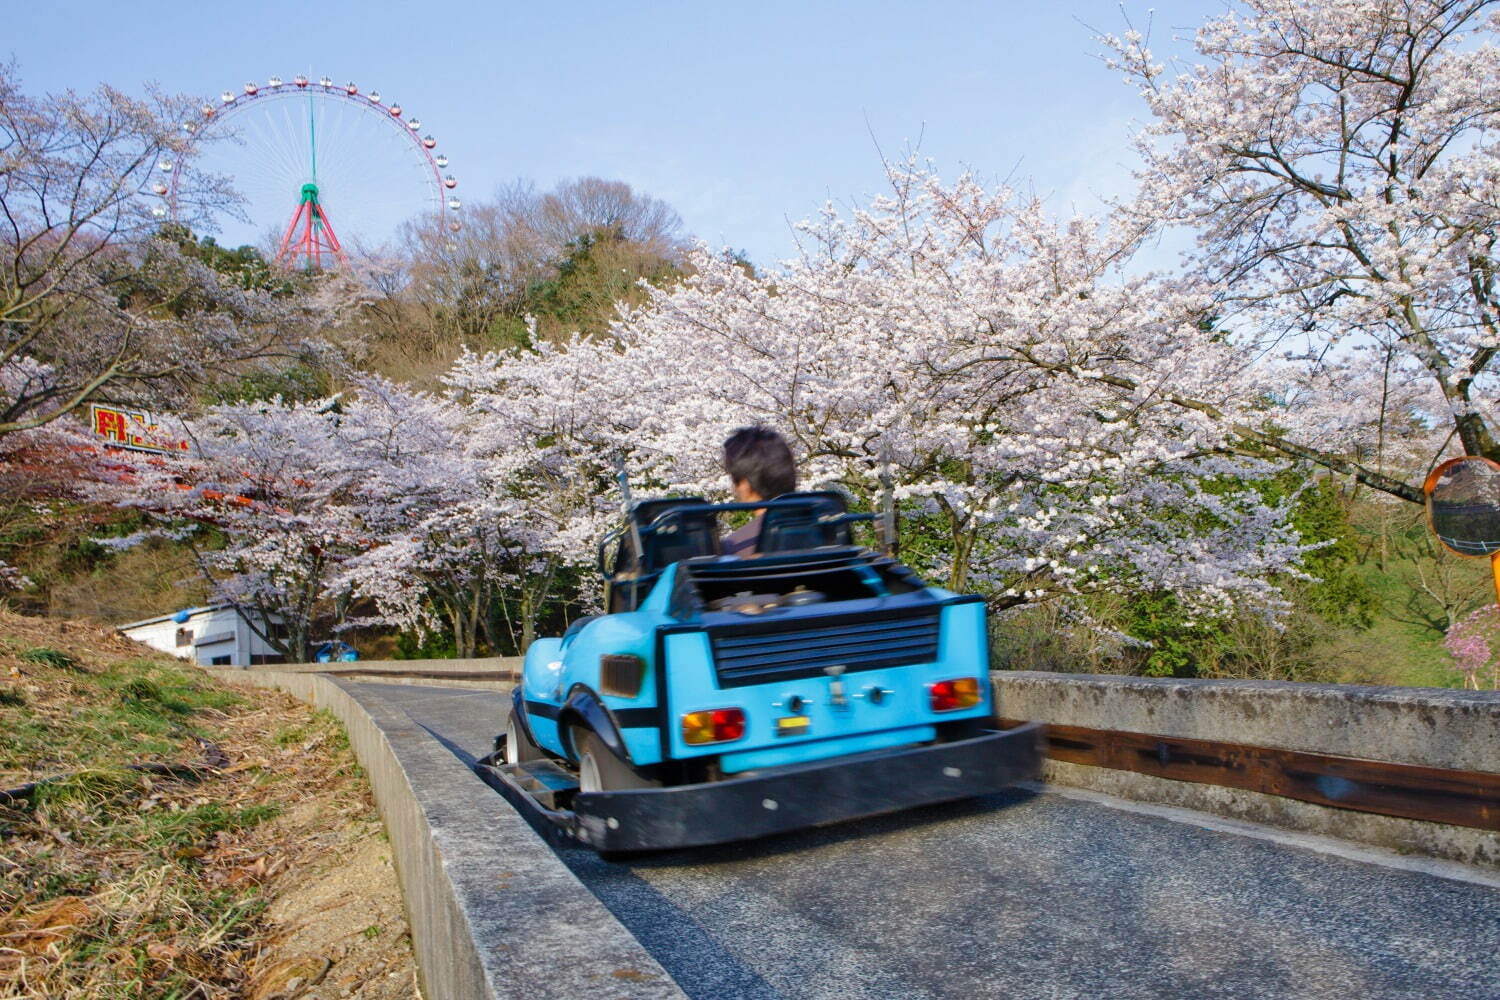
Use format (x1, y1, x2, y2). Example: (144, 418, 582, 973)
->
(455, 164, 1311, 622)
(328, 377, 510, 658)
(444, 337, 651, 649)
(1444, 602, 1500, 687)
(1105, 0, 1500, 502)
(99, 397, 365, 662)
(89, 159, 1320, 656)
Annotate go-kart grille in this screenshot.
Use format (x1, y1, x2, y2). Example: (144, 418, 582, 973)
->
(708, 610, 942, 687)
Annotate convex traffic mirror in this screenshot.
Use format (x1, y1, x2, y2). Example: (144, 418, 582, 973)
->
(1424, 456, 1500, 557)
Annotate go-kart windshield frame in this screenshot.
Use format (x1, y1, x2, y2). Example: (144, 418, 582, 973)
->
(595, 495, 877, 578)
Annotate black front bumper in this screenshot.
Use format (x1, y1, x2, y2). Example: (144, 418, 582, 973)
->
(481, 723, 1043, 853)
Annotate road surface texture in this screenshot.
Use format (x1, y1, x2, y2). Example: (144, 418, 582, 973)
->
(353, 681, 1500, 1000)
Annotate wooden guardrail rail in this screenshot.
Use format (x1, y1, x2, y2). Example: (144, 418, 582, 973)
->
(1000, 719, 1500, 831)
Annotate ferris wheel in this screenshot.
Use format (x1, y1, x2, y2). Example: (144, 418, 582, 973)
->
(156, 75, 461, 269)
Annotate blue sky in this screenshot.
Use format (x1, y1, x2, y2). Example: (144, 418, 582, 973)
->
(8, 0, 1219, 268)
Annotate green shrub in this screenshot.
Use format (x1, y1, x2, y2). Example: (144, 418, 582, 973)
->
(145, 802, 283, 850)
(21, 647, 80, 671)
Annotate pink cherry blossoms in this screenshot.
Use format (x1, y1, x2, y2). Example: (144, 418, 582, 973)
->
(1444, 603, 1500, 689)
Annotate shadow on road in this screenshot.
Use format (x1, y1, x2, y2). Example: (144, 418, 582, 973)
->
(618, 786, 1041, 868)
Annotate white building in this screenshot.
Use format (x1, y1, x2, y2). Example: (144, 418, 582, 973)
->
(119, 605, 287, 667)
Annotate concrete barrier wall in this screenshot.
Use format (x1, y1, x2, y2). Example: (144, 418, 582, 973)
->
(244, 656, 523, 689)
(208, 668, 683, 1000)
(994, 671, 1500, 868)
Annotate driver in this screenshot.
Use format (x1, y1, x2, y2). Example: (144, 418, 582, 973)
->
(720, 425, 797, 556)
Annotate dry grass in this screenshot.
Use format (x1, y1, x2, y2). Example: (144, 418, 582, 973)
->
(0, 611, 414, 999)
(47, 541, 209, 626)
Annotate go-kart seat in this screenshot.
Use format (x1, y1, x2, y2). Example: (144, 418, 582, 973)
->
(607, 497, 722, 613)
(633, 496, 721, 572)
(756, 491, 854, 553)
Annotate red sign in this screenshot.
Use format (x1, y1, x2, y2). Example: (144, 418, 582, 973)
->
(89, 404, 189, 454)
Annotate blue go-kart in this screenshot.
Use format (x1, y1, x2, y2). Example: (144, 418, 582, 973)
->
(485, 491, 1042, 854)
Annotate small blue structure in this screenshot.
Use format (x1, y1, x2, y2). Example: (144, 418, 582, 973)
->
(314, 641, 359, 663)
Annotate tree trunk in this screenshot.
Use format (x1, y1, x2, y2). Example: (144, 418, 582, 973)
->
(520, 589, 535, 655)
(449, 602, 476, 659)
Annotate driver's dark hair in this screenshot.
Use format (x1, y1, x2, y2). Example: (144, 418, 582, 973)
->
(723, 425, 797, 500)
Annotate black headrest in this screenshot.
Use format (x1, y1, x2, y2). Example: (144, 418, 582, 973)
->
(756, 491, 853, 553)
(634, 496, 720, 571)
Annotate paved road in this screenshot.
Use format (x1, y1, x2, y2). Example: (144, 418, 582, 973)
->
(355, 681, 1500, 1000)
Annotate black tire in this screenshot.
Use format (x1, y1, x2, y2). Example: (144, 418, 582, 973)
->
(503, 712, 546, 765)
(573, 730, 660, 792)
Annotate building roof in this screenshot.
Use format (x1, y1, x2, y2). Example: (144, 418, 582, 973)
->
(116, 603, 279, 632)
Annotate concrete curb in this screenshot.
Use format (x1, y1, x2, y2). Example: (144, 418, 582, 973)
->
(208, 668, 684, 1000)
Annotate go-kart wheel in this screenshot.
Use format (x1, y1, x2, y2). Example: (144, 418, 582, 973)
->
(574, 730, 660, 792)
(504, 713, 545, 765)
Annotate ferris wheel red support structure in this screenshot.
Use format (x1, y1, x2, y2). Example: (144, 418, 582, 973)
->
(276, 182, 347, 269)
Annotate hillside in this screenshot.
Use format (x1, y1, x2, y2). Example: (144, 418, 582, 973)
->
(0, 612, 414, 998)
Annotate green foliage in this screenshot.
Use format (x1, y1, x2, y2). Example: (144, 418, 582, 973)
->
(1118, 591, 1226, 677)
(487, 314, 534, 353)
(29, 767, 141, 808)
(0, 518, 47, 551)
(0, 653, 242, 782)
(990, 470, 1381, 681)
(100, 659, 239, 713)
(117, 676, 192, 716)
(393, 627, 458, 660)
(207, 358, 332, 405)
(1120, 472, 1373, 678)
(50, 509, 154, 579)
(142, 801, 283, 850)
(522, 230, 684, 342)
(56, 536, 113, 578)
(272, 724, 307, 747)
(1279, 474, 1376, 629)
(21, 647, 80, 671)
(155, 224, 301, 296)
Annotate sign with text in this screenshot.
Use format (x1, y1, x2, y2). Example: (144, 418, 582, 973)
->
(88, 403, 190, 455)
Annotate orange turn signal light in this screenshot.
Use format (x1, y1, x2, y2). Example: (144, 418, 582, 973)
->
(930, 677, 982, 712)
(682, 707, 747, 745)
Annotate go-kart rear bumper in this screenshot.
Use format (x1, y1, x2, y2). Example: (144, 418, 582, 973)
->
(483, 722, 1044, 854)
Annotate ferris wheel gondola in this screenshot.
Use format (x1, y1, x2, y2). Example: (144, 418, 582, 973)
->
(161, 75, 460, 269)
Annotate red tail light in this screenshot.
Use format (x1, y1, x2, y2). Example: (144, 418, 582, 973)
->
(682, 707, 747, 744)
(930, 677, 982, 712)
(712, 708, 746, 741)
